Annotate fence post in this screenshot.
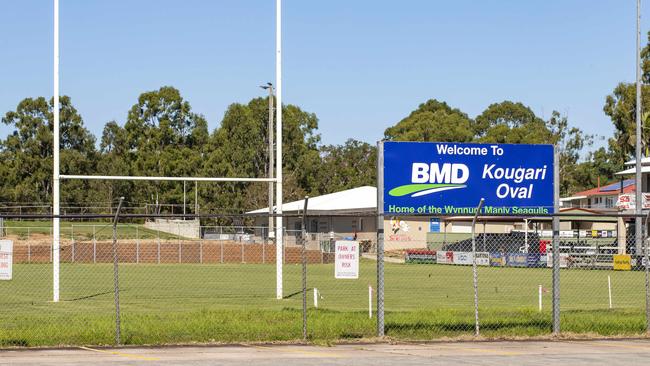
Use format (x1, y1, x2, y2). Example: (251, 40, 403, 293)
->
(112, 197, 125, 345)
(27, 228, 31, 263)
(71, 224, 75, 263)
(471, 199, 485, 337)
(263, 240, 266, 264)
(241, 241, 244, 263)
(157, 229, 161, 264)
(136, 226, 139, 264)
(552, 145, 561, 335)
(199, 234, 204, 264)
(50, 227, 53, 263)
(178, 223, 181, 264)
(93, 225, 96, 264)
(640, 213, 650, 334)
(301, 197, 309, 341)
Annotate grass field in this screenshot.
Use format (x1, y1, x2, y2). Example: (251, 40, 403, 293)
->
(1, 260, 649, 346)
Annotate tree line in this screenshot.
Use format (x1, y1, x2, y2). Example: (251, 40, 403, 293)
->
(4, 34, 650, 214)
(0, 86, 375, 214)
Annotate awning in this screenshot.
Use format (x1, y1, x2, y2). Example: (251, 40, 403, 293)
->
(615, 166, 650, 175)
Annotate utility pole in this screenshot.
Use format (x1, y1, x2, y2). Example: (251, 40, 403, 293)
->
(261, 83, 275, 241)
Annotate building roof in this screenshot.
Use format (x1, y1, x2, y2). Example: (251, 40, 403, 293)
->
(624, 157, 650, 166)
(247, 186, 377, 214)
(563, 179, 635, 201)
(615, 166, 650, 175)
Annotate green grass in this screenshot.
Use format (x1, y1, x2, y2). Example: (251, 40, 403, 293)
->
(3, 220, 181, 240)
(1, 261, 649, 346)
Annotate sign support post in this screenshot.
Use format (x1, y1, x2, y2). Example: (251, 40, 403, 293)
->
(552, 145, 560, 334)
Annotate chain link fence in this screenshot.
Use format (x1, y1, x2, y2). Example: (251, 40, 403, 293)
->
(2, 213, 650, 346)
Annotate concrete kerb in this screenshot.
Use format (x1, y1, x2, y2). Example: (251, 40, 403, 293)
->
(3, 333, 650, 352)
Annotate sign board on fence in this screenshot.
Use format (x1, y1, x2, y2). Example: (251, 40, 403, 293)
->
(546, 253, 569, 268)
(335, 240, 359, 279)
(527, 253, 542, 267)
(453, 252, 473, 265)
(613, 254, 631, 271)
(382, 142, 554, 215)
(475, 252, 490, 266)
(0, 240, 13, 280)
(490, 253, 505, 267)
(507, 253, 528, 267)
(436, 251, 454, 264)
(404, 250, 436, 264)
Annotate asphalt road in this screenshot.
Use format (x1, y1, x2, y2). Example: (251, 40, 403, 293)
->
(2, 339, 649, 365)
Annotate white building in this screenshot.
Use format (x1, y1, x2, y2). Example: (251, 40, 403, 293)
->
(247, 186, 378, 248)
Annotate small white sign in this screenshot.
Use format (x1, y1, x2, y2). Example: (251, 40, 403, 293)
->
(0, 240, 13, 280)
(453, 252, 473, 265)
(335, 240, 359, 279)
(475, 252, 490, 266)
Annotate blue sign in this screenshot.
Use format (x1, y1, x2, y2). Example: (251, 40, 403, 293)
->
(429, 218, 440, 233)
(507, 253, 528, 267)
(527, 253, 542, 268)
(489, 253, 505, 267)
(382, 142, 554, 215)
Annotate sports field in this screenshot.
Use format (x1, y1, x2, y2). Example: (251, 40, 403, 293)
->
(1, 261, 648, 346)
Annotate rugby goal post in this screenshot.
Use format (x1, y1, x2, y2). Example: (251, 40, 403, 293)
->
(51, 0, 285, 302)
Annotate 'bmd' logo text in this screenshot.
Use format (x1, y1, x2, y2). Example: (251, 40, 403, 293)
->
(389, 163, 469, 197)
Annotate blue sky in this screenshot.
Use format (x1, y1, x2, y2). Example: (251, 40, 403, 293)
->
(0, 1, 646, 148)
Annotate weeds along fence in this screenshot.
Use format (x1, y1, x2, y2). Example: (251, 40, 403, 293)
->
(1, 213, 650, 346)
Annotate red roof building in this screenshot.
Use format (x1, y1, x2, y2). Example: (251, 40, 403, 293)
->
(560, 179, 634, 211)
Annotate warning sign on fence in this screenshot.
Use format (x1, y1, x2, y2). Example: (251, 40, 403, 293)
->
(0, 240, 13, 280)
(335, 240, 359, 279)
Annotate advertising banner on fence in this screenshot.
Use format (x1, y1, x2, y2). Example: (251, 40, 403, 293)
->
(490, 253, 506, 267)
(475, 252, 490, 266)
(613, 254, 632, 271)
(382, 142, 554, 215)
(436, 251, 454, 264)
(0, 240, 13, 280)
(527, 253, 542, 267)
(546, 253, 569, 268)
(453, 252, 473, 265)
(507, 253, 528, 267)
(404, 250, 436, 264)
(335, 240, 359, 279)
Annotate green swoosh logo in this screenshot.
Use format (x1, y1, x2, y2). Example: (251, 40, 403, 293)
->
(388, 183, 465, 197)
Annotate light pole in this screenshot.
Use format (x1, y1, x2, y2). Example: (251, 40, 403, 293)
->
(261, 83, 275, 242)
(636, 0, 643, 255)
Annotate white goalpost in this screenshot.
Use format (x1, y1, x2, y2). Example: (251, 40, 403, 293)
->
(51, 0, 285, 302)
